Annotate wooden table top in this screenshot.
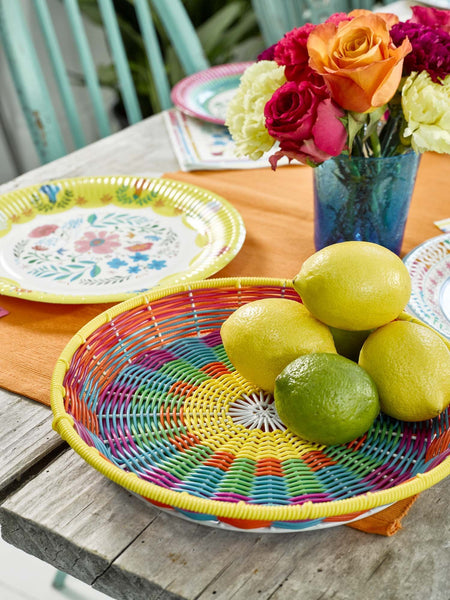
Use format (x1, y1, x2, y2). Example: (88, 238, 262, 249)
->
(0, 112, 448, 600)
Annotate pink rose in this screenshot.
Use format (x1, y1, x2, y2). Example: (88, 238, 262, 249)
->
(264, 80, 347, 168)
(409, 6, 450, 34)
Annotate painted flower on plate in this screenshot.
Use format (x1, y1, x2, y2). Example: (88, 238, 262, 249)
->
(74, 231, 121, 254)
(28, 224, 59, 238)
(125, 243, 154, 252)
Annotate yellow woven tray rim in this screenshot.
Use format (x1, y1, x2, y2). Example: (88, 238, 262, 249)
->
(50, 277, 450, 521)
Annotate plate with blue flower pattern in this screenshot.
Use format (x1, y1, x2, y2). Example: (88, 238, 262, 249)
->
(0, 176, 245, 303)
(403, 233, 450, 339)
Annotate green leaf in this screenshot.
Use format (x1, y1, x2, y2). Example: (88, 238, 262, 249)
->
(346, 113, 367, 154)
(363, 106, 386, 141)
(77, 0, 103, 25)
(197, 3, 245, 53)
(230, 36, 265, 62)
(222, 12, 258, 47)
(96, 64, 118, 89)
(90, 264, 101, 278)
(116, 13, 146, 52)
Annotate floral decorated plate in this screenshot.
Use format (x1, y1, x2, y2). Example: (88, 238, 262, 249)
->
(403, 233, 450, 339)
(0, 176, 245, 303)
(170, 62, 253, 125)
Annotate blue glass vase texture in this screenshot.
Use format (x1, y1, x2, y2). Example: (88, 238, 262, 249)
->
(313, 152, 421, 255)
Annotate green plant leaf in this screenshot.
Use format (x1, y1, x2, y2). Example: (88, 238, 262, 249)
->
(222, 11, 258, 47)
(363, 106, 386, 140)
(346, 113, 366, 154)
(76, 0, 260, 120)
(96, 64, 119, 88)
(229, 35, 264, 62)
(197, 3, 246, 53)
(77, 0, 103, 25)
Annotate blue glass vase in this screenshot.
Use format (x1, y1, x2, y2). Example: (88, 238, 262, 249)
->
(313, 152, 421, 255)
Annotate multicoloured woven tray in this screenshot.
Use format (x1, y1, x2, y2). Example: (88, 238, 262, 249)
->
(51, 278, 450, 532)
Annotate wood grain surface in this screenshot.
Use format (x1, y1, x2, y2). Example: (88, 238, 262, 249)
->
(1, 447, 448, 600)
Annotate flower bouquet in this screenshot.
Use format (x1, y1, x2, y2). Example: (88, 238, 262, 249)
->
(226, 5, 450, 253)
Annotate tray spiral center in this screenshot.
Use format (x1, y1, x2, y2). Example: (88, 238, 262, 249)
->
(228, 391, 286, 432)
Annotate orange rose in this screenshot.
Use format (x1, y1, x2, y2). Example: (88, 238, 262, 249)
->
(348, 9, 400, 29)
(307, 13, 412, 113)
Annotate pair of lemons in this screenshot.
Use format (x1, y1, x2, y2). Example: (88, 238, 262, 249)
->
(221, 242, 450, 446)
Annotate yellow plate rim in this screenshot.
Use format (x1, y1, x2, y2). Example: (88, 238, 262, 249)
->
(0, 176, 245, 304)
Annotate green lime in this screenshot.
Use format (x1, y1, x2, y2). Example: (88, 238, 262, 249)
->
(274, 353, 380, 445)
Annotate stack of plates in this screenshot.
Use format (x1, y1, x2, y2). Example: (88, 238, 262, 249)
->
(171, 62, 252, 126)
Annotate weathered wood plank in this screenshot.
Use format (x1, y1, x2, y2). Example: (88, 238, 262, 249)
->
(93, 477, 449, 600)
(0, 449, 154, 585)
(94, 509, 267, 600)
(0, 113, 179, 197)
(1, 438, 448, 600)
(0, 389, 64, 497)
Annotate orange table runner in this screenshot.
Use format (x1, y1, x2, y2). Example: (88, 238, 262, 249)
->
(1, 154, 447, 406)
(0, 153, 448, 535)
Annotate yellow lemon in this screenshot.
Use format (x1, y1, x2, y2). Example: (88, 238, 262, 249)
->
(359, 320, 450, 421)
(220, 298, 336, 392)
(293, 241, 412, 330)
(274, 353, 380, 446)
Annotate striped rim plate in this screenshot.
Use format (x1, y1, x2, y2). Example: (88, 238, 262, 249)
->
(171, 63, 253, 125)
(403, 233, 450, 340)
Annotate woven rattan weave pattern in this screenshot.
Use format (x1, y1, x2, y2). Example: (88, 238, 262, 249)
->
(51, 278, 450, 532)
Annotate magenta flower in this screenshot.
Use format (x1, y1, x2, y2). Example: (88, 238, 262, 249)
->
(264, 80, 347, 168)
(274, 23, 318, 82)
(409, 5, 450, 34)
(391, 21, 450, 83)
(257, 43, 276, 61)
(324, 12, 352, 26)
(74, 231, 121, 255)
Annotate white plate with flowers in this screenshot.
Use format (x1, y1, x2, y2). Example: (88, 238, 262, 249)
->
(0, 176, 245, 304)
(403, 233, 450, 339)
